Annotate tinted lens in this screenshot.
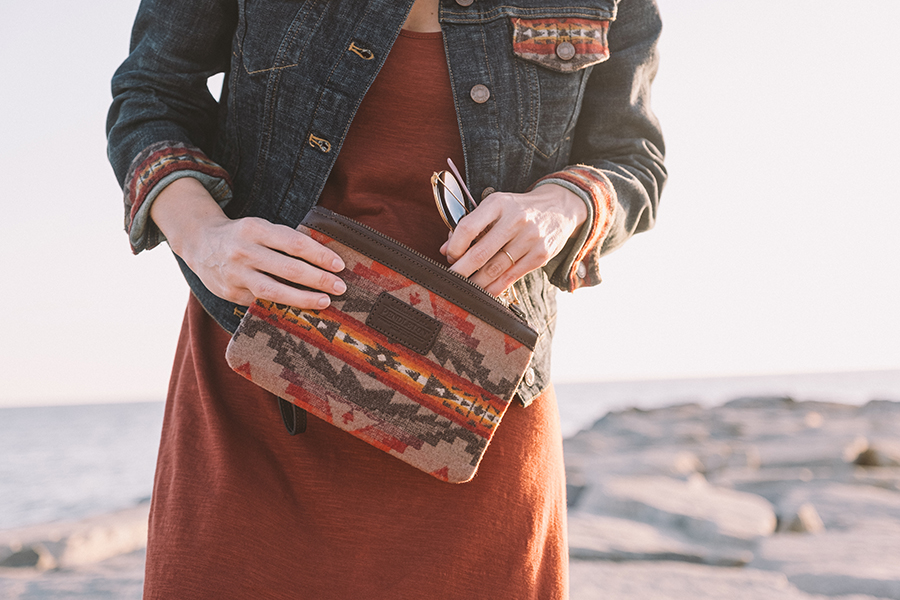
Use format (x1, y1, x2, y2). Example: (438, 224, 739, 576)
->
(434, 170, 468, 230)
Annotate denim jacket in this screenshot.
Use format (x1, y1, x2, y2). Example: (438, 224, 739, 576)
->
(107, 0, 666, 406)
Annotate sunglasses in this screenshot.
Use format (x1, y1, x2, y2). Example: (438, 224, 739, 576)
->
(431, 158, 520, 305)
(431, 158, 477, 231)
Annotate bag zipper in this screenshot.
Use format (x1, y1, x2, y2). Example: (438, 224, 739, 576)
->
(309, 208, 530, 326)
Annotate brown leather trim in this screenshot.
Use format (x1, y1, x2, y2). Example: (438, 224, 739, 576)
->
(300, 207, 538, 350)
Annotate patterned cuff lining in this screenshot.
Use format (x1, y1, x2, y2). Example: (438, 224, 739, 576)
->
(534, 165, 615, 291)
(123, 141, 232, 253)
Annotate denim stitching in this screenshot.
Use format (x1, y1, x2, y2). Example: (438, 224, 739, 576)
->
(441, 6, 617, 23)
(276, 1, 315, 68)
(511, 55, 534, 186)
(236, 0, 316, 74)
(438, 3, 471, 197)
(246, 6, 329, 215)
(278, 0, 387, 218)
(245, 70, 283, 212)
(477, 25, 500, 183)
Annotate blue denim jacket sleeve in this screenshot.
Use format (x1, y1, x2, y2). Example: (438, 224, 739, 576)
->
(106, 0, 236, 253)
(536, 0, 666, 291)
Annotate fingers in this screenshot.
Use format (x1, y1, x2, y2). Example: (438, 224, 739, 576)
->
(470, 242, 538, 296)
(241, 271, 338, 310)
(260, 221, 344, 274)
(447, 192, 532, 278)
(445, 186, 584, 296)
(243, 220, 347, 308)
(191, 217, 347, 310)
(443, 201, 502, 270)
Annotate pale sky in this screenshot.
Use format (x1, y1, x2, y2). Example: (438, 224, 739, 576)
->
(1, 0, 898, 407)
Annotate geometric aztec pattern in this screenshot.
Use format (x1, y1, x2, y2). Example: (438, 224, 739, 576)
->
(123, 140, 231, 252)
(226, 228, 536, 483)
(533, 164, 615, 290)
(511, 17, 610, 73)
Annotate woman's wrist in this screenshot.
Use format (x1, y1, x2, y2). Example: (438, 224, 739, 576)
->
(149, 177, 229, 258)
(535, 182, 589, 235)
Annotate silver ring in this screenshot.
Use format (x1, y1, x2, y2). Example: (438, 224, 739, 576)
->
(501, 250, 515, 266)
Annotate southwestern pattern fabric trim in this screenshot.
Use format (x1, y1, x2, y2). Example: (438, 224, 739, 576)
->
(123, 141, 232, 253)
(535, 165, 615, 290)
(226, 228, 535, 484)
(511, 17, 610, 73)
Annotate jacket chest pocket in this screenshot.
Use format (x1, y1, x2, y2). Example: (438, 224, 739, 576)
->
(235, 0, 314, 74)
(511, 16, 611, 159)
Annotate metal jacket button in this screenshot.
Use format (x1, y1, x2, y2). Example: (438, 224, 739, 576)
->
(556, 41, 576, 61)
(481, 186, 496, 200)
(456, 0, 474, 5)
(470, 84, 490, 104)
(524, 367, 536, 386)
(348, 42, 375, 60)
(576, 262, 587, 279)
(308, 134, 332, 153)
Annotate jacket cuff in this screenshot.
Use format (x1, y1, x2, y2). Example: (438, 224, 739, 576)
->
(123, 141, 232, 254)
(533, 165, 616, 291)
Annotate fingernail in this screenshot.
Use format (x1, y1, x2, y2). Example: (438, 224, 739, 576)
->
(332, 258, 345, 271)
(333, 280, 346, 295)
(318, 296, 331, 309)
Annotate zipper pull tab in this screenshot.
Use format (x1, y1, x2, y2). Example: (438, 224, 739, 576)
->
(509, 303, 528, 322)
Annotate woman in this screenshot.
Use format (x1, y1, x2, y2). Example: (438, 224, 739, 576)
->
(107, 0, 665, 597)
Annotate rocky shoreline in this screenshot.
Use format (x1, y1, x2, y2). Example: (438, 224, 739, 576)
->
(567, 396, 900, 599)
(3, 396, 899, 599)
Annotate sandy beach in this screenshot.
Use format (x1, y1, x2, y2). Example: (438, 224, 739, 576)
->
(3, 395, 899, 599)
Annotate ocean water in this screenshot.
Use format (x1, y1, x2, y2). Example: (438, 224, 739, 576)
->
(0, 402, 164, 530)
(1, 370, 898, 530)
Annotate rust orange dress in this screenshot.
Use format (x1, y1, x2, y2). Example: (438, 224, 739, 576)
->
(143, 30, 568, 599)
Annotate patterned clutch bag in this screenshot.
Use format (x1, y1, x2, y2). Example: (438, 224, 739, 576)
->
(225, 207, 538, 483)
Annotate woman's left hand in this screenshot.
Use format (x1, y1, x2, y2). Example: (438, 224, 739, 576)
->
(440, 183, 588, 296)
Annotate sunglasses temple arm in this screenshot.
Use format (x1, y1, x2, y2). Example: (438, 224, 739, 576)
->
(446, 158, 478, 211)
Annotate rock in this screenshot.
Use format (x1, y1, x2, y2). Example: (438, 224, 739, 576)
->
(851, 466, 900, 491)
(568, 560, 872, 600)
(566, 469, 588, 508)
(672, 451, 705, 476)
(0, 543, 56, 570)
(0, 548, 145, 600)
(0, 503, 149, 570)
(749, 433, 872, 470)
(854, 440, 900, 467)
(578, 405, 705, 447)
(566, 445, 708, 480)
(861, 399, 900, 416)
(568, 512, 752, 566)
(715, 466, 817, 488)
(715, 399, 866, 442)
(845, 436, 874, 463)
(804, 411, 825, 428)
(563, 397, 900, 599)
(779, 503, 825, 534)
(776, 482, 900, 530)
(716, 467, 840, 518)
(723, 396, 797, 410)
(751, 519, 900, 599)
(577, 475, 777, 546)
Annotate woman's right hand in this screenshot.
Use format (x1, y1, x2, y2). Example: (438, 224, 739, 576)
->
(150, 177, 346, 309)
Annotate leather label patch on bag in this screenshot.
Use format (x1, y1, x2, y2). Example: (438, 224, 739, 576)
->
(366, 292, 442, 355)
